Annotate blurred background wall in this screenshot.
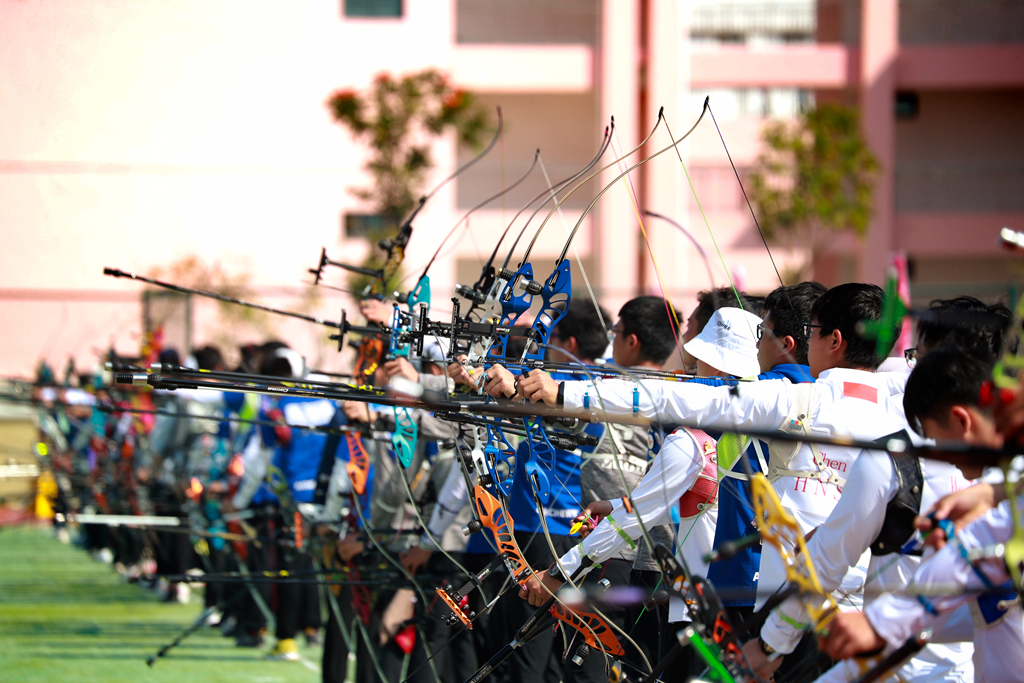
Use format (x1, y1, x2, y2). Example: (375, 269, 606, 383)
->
(2, 0, 1022, 378)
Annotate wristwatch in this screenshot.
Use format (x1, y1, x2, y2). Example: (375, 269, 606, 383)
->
(546, 561, 568, 584)
(758, 637, 776, 657)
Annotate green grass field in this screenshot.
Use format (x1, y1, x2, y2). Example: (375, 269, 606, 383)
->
(0, 525, 322, 683)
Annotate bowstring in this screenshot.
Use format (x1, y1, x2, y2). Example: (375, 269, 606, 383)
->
(536, 154, 609, 336)
(608, 129, 688, 370)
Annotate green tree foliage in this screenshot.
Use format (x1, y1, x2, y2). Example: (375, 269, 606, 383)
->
(327, 69, 490, 226)
(326, 69, 490, 295)
(748, 104, 878, 280)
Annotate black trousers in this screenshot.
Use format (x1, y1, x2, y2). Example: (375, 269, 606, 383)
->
(275, 549, 323, 640)
(239, 513, 273, 635)
(624, 569, 704, 682)
(323, 577, 377, 683)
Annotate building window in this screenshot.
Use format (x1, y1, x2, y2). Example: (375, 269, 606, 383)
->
(895, 91, 920, 120)
(344, 0, 402, 18)
(344, 214, 399, 239)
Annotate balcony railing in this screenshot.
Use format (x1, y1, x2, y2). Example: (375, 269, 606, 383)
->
(896, 161, 1024, 213)
(456, 0, 598, 45)
(901, 0, 1024, 45)
(690, 0, 816, 37)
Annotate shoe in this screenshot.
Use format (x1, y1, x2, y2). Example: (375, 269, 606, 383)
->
(265, 638, 300, 662)
(204, 609, 223, 626)
(175, 584, 191, 604)
(95, 547, 114, 564)
(236, 630, 265, 648)
(304, 627, 322, 647)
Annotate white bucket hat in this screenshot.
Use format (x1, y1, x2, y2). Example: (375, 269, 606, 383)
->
(683, 307, 762, 377)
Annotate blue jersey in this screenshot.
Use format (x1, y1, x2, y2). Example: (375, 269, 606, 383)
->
(705, 363, 813, 606)
(250, 396, 345, 506)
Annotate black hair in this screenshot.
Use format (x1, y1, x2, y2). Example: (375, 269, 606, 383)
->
(763, 282, 827, 365)
(744, 295, 767, 318)
(917, 296, 1011, 363)
(158, 348, 181, 367)
(193, 346, 224, 372)
(810, 283, 897, 370)
(552, 298, 610, 361)
(693, 287, 756, 330)
(258, 341, 293, 377)
(235, 344, 259, 374)
(903, 346, 994, 436)
(618, 296, 681, 365)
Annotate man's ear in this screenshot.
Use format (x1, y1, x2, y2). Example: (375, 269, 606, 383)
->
(566, 336, 580, 356)
(626, 333, 641, 356)
(949, 405, 972, 438)
(781, 335, 798, 358)
(828, 328, 843, 352)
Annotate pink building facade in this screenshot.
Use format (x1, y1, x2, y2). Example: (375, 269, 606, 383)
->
(1, 0, 1020, 378)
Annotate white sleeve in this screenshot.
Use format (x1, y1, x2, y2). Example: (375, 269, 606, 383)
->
(761, 451, 897, 653)
(868, 500, 1016, 649)
(562, 379, 793, 432)
(420, 457, 470, 549)
(231, 432, 270, 509)
(323, 456, 353, 522)
(556, 431, 705, 575)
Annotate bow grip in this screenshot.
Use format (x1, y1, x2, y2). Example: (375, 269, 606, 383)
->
(484, 426, 517, 497)
(487, 263, 535, 361)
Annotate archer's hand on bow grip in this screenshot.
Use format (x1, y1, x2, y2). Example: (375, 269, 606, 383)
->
(518, 369, 559, 407)
(447, 355, 483, 388)
(483, 364, 519, 399)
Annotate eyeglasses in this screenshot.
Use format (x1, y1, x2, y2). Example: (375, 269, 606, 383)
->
(904, 347, 917, 362)
(756, 323, 774, 340)
(801, 322, 823, 339)
(610, 325, 626, 339)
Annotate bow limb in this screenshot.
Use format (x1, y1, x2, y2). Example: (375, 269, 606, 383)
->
(391, 435, 489, 604)
(460, 413, 630, 669)
(473, 483, 628, 669)
(528, 351, 675, 675)
(499, 121, 614, 271)
(516, 109, 665, 269)
(320, 106, 504, 298)
(410, 148, 540, 290)
(749, 472, 840, 634)
(454, 125, 612, 366)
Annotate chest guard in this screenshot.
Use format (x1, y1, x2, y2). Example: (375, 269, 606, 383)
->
(678, 428, 720, 519)
(870, 445, 923, 556)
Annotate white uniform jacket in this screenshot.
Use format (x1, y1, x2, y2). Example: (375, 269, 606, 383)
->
(562, 368, 908, 608)
(866, 499, 1024, 683)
